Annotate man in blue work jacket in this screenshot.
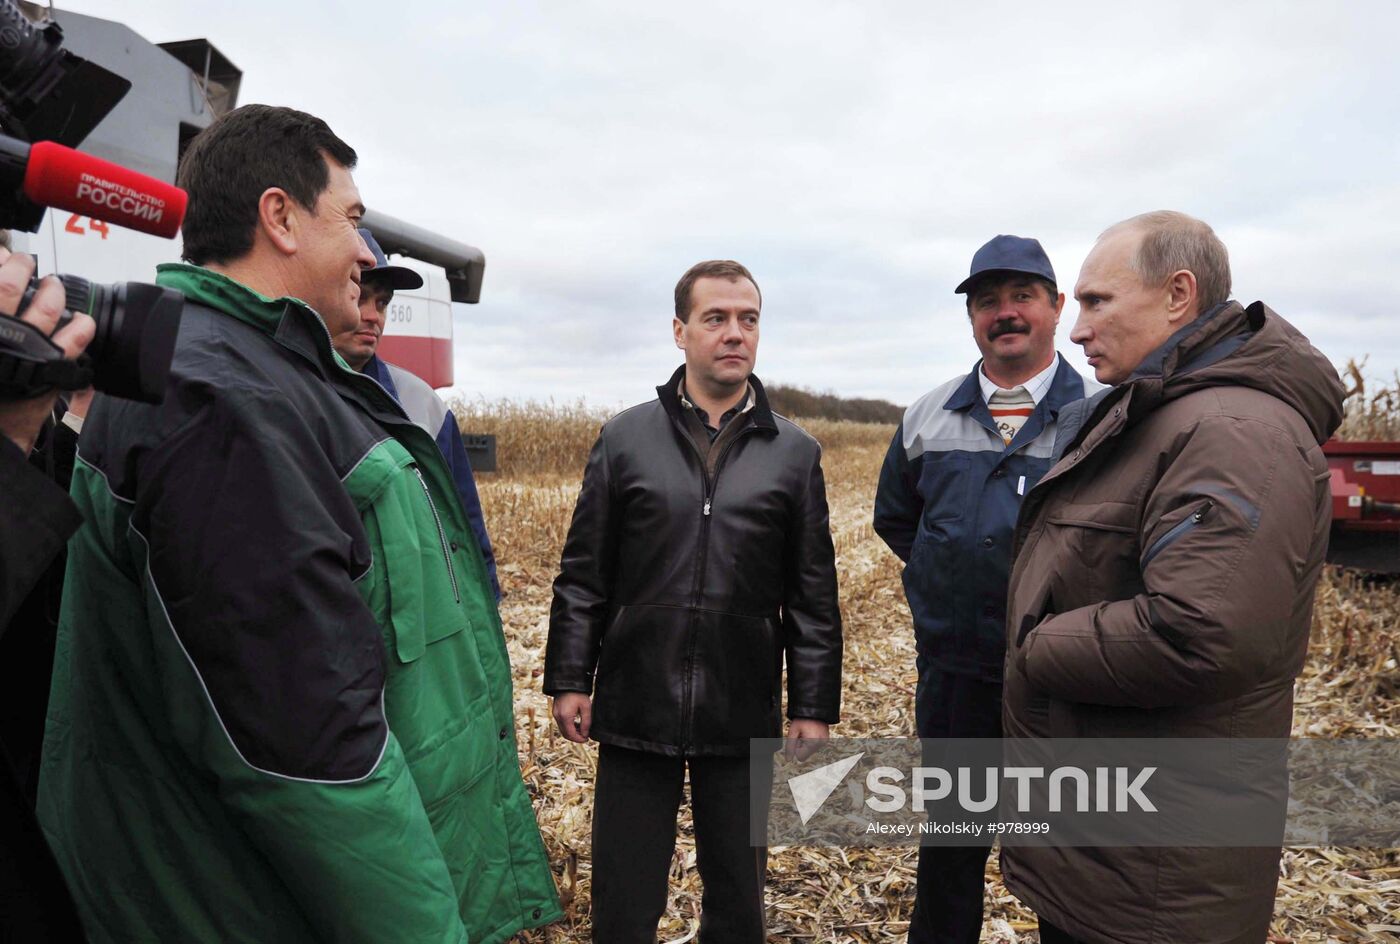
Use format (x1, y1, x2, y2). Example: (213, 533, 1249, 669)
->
(873, 235, 1095, 944)
(332, 229, 500, 599)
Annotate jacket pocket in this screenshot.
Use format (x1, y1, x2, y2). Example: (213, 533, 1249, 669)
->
(688, 611, 783, 745)
(1142, 499, 1215, 567)
(1044, 501, 1141, 605)
(1015, 583, 1056, 648)
(1045, 504, 1138, 533)
(591, 604, 689, 747)
(1049, 699, 1166, 739)
(409, 701, 497, 811)
(903, 532, 958, 653)
(593, 605, 631, 681)
(346, 439, 468, 664)
(916, 453, 971, 527)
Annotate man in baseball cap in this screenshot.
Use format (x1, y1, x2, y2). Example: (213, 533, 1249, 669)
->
(333, 228, 501, 600)
(874, 235, 1097, 943)
(332, 227, 423, 369)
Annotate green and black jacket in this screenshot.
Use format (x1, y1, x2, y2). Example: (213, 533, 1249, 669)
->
(38, 265, 561, 943)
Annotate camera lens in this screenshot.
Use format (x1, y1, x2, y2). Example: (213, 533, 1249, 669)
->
(103, 282, 181, 403)
(49, 273, 182, 403)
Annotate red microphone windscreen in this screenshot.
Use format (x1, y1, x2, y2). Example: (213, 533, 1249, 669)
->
(22, 140, 187, 239)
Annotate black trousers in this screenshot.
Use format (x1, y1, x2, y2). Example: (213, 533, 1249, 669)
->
(907, 669, 1003, 944)
(591, 744, 766, 944)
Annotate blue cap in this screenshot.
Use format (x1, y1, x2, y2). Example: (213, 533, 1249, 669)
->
(954, 234, 1056, 294)
(359, 228, 423, 291)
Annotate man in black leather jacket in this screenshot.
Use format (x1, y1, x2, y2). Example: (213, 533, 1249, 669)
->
(545, 259, 843, 943)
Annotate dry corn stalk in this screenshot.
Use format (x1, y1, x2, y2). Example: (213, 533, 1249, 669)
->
(459, 402, 1400, 943)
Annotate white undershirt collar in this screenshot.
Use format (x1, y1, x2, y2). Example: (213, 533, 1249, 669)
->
(978, 353, 1059, 406)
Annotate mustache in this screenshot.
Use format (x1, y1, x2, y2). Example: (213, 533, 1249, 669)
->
(989, 321, 1030, 339)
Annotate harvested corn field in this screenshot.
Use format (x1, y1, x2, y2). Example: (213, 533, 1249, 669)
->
(448, 397, 1400, 943)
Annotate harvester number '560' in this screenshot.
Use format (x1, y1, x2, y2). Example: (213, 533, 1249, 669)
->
(388, 303, 414, 324)
(65, 215, 111, 238)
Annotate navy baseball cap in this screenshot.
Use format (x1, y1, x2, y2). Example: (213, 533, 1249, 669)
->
(954, 234, 1056, 294)
(359, 228, 423, 291)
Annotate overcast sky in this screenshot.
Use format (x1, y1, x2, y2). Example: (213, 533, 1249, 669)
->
(64, 0, 1400, 409)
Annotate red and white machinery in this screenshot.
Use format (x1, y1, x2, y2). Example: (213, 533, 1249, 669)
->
(10, 4, 482, 393)
(359, 212, 483, 390)
(1324, 441, 1400, 573)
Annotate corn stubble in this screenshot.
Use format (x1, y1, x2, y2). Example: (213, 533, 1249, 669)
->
(452, 388, 1400, 944)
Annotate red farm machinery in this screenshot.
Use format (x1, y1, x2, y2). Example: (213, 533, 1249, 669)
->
(1325, 440, 1400, 573)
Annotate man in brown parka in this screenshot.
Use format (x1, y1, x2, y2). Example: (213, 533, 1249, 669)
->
(1002, 211, 1345, 944)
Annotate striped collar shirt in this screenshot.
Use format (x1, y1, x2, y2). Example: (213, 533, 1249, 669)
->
(978, 354, 1060, 407)
(980, 355, 1060, 444)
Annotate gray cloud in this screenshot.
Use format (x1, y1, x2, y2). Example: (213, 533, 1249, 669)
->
(72, 0, 1400, 406)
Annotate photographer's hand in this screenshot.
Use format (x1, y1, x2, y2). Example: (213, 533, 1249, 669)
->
(0, 248, 93, 454)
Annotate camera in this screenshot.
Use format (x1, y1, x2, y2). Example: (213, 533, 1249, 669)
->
(0, 273, 182, 403)
(0, 0, 183, 404)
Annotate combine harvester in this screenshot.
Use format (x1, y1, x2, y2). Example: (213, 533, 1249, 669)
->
(8, 3, 484, 453)
(1324, 441, 1400, 573)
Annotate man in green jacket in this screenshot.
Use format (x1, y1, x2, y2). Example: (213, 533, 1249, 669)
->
(38, 104, 560, 943)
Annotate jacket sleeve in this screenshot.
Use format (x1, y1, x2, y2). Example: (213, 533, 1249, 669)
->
(436, 411, 501, 602)
(1017, 414, 1325, 708)
(132, 390, 468, 944)
(873, 422, 920, 563)
(0, 434, 81, 629)
(544, 428, 617, 696)
(783, 444, 843, 723)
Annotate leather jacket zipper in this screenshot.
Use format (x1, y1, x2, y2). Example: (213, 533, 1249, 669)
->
(691, 429, 754, 600)
(677, 421, 759, 752)
(679, 454, 710, 753)
(414, 466, 460, 603)
(1142, 499, 1215, 567)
